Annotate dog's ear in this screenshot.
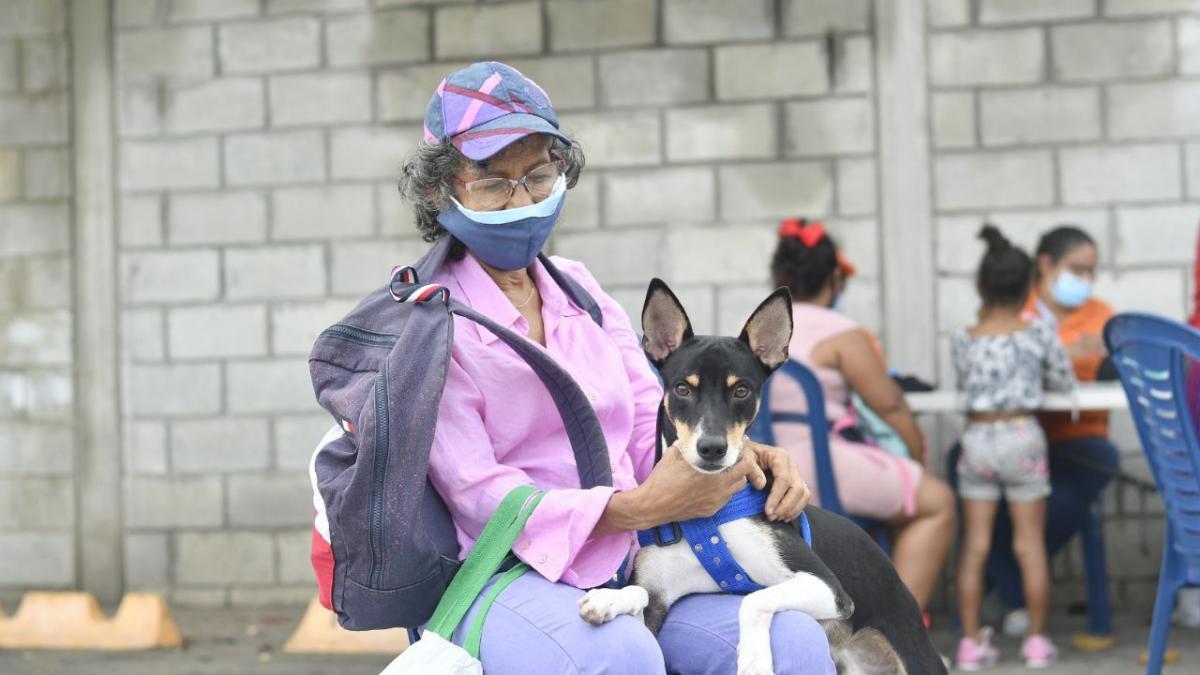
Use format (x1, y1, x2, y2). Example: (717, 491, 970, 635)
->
(641, 278, 694, 367)
(738, 287, 794, 373)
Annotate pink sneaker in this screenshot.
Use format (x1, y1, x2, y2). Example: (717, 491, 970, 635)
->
(956, 628, 999, 671)
(1021, 634, 1058, 668)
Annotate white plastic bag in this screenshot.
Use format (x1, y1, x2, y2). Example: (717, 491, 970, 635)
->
(379, 632, 482, 675)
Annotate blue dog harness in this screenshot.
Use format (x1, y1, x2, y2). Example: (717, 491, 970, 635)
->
(637, 485, 814, 594)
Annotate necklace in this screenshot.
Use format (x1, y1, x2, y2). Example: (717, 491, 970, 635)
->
(512, 283, 537, 309)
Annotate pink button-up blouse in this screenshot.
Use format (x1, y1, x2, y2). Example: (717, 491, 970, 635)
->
(427, 253, 663, 589)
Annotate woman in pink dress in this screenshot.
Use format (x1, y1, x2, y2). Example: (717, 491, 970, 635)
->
(766, 219, 956, 613)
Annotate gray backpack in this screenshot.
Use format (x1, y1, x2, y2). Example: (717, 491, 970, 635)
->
(307, 237, 614, 630)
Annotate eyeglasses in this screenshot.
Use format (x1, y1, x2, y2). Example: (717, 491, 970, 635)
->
(453, 160, 565, 211)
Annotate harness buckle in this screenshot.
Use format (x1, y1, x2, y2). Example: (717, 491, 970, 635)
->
(653, 522, 683, 546)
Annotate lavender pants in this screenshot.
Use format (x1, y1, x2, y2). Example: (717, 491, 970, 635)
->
(448, 572, 836, 674)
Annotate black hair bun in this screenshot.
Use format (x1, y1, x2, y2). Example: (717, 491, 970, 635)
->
(978, 223, 1011, 252)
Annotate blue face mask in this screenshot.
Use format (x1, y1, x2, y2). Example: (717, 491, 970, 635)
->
(1050, 270, 1092, 309)
(437, 176, 567, 272)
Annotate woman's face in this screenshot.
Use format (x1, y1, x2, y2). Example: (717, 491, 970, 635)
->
(1040, 242, 1099, 283)
(452, 135, 553, 212)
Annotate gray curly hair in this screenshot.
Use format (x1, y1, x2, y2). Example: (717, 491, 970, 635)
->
(397, 135, 586, 260)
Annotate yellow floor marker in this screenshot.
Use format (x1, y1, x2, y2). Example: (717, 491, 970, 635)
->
(283, 597, 409, 654)
(0, 592, 182, 650)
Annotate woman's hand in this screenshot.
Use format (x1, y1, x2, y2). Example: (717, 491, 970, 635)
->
(744, 439, 811, 521)
(635, 444, 758, 525)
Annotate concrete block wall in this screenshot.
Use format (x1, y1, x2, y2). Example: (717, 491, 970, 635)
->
(928, 0, 1200, 611)
(0, 0, 75, 594)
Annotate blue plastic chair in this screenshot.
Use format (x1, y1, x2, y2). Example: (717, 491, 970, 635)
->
(1104, 312, 1200, 674)
(748, 360, 891, 550)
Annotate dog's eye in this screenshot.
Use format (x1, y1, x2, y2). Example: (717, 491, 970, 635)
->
(733, 384, 751, 399)
(673, 383, 691, 397)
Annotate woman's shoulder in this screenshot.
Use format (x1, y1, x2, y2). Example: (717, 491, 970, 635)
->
(792, 303, 860, 332)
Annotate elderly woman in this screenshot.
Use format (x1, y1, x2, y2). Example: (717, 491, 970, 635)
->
(391, 61, 833, 674)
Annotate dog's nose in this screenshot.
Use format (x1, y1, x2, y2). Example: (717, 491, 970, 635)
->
(696, 436, 727, 461)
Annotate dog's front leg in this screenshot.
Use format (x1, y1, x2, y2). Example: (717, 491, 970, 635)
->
(737, 572, 848, 675)
(578, 585, 649, 625)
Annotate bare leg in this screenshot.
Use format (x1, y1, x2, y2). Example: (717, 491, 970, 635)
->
(890, 474, 957, 609)
(957, 498, 1000, 639)
(1008, 498, 1050, 636)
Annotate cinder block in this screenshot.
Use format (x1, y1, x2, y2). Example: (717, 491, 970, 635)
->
(0, 149, 17, 201)
(276, 530, 316, 584)
(0, 312, 71, 367)
(168, 304, 268, 359)
(717, 161, 834, 220)
(272, 184, 373, 240)
(122, 308, 164, 363)
(930, 28, 1044, 86)
(121, 249, 220, 303)
(1181, 17, 1200, 75)
(1059, 144, 1181, 205)
(22, 148, 69, 199)
(715, 42, 827, 101)
(835, 36, 873, 94)
(663, 0, 772, 45)
(980, 0, 1093, 24)
(169, 191, 267, 245)
(664, 225, 777, 285)
(784, 98, 874, 157)
(1108, 81, 1200, 140)
(176, 532, 274, 584)
(937, 275, 977, 333)
(932, 91, 975, 149)
(219, 17, 319, 74)
(22, 255, 70, 310)
(115, 0, 159, 28)
(563, 111, 660, 168)
(171, 417, 271, 472)
(269, 72, 370, 127)
(124, 533, 169, 588)
(225, 244, 326, 300)
(928, 0, 969, 26)
(716, 284, 773, 337)
(124, 476, 223, 528)
(329, 238, 429, 294)
(556, 173, 599, 230)
(0, 93, 68, 145)
(1115, 205, 1200, 266)
(274, 414, 338, 470)
(602, 167, 715, 227)
(0, 0, 64, 38)
(228, 474, 312, 526)
(118, 84, 160, 138)
(1052, 21, 1172, 81)
(553, 229, 664, 287)
(21, 37, 66, 91)
(226, 360, 320, 413)
(120, 138, 220, 191)
(599, 49, 708, 107)
(504, 56, 596, 112)
(0, 42, 15, 93)
(378, 61, 469, 122)
(435, 2, 541, 60)
(1105, 0, 1200, 16)
(267, 0, 367, 13)
(271, 299, 355, 356)
(224, 130, 325, 186)
(836, 158, 876, 216)
(329, 125, 420, 180)
(1097, 269, 1186, 319)
(119, 195, 163, 248)
(126, 363, 221, 416)
(168, 0, 259, 22)
(546, 0, 655, 52)
(164, 78, 264, 134)
(0, 424, 74, 475)
(1188, 142, 1200, 198)
(980, 87, 1101, 146)
(666, 104, 775, 162)
(116, 26, 213, 81)
(0, 534, 71, 586)
(122, 419, 168, 474)
(0, 204, 69, 256)
(0, 477, 74, 529)
(326, 10, 429, 67)
(934, 150, 1054, 210)
(782, 0, 870, 36)
(840, 274, 881, 335)
(607, 284, 713, 336)
(0, 371, 71, 422)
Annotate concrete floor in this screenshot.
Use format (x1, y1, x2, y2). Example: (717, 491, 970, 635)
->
(1, 607, 1198, 674)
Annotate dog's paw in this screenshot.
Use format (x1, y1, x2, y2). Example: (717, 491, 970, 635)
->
(737, 642, 775, 675)
(577, 586, 648, 625)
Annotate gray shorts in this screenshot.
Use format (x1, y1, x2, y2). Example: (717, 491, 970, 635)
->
(957, 416, 1051, 502)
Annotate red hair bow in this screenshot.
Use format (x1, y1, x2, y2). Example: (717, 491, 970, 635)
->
(778, 218, 826, 248)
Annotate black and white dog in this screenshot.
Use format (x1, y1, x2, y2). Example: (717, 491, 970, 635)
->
(578, 280, 945, 675)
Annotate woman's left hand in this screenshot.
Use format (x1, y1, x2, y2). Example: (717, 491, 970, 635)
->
(743, 439, 811, 521)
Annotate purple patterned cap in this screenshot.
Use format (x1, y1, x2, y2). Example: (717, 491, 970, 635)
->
(423, 61, 570, 161)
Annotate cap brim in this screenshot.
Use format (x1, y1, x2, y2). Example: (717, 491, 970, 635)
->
(451, 112, 570, 161)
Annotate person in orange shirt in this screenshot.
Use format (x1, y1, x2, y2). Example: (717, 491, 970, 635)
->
(947, 226, 1120, 639)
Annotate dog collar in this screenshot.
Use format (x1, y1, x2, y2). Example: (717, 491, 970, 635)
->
(636, 485, 814, 594)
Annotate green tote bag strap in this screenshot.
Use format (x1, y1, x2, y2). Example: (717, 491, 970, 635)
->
(424, 485, 545, 654)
